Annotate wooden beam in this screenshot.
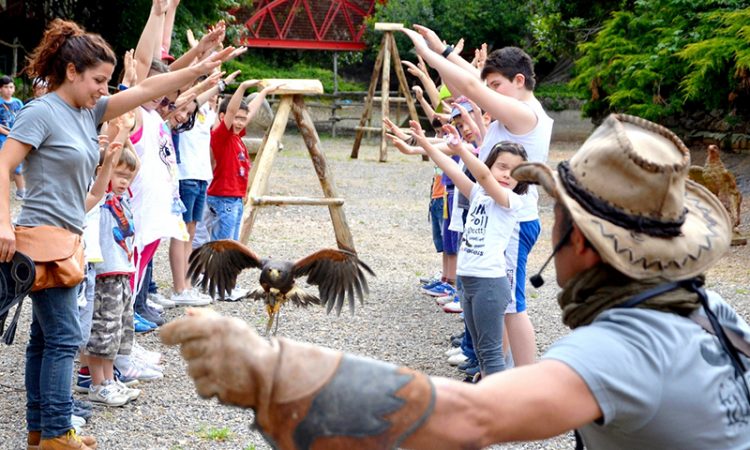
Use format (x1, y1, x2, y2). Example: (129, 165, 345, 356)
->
(292, 95, 355, 250)
(374, 22, 404, 31)
(388, 33, 420, 123)
(239, 95, 293, 244)
(251, 195, 345, 206)
(259, 79, 323, 95)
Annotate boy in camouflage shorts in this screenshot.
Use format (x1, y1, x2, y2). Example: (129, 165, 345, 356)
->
(85, 144, 141, 407)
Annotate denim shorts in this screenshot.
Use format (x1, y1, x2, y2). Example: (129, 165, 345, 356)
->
(206, 195, 243, 241)
(179, 179, 208, 223)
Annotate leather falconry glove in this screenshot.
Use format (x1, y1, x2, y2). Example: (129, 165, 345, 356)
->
(161, 309, 435, 449)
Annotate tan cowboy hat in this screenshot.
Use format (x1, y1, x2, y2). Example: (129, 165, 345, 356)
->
(513, 114, 731, 280)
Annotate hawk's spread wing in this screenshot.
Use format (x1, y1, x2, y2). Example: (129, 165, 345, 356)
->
(292, 249, 375, 315)
(188, 240, 263, 299)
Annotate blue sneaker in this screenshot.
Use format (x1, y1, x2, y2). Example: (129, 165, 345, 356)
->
(458, 359, 479, 372)
(134, 312, 157, 333)
(462, 363, 481, 377)
(420, 279, 442, 290)
(73, 370, 91, 393)
(422, 282, 456, 297)
(72, 399, 93, 421)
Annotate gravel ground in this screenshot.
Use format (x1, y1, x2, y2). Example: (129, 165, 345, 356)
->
(1, 114, 748, 449)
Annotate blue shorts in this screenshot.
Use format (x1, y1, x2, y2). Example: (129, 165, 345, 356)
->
(429, 197, 444, 253)
(504, 219, 541, 314)
(206, 195, 243, 241)
(14, 162, 22, 175)
(442, 188, 460, 255)
(179, 179, 208, 223)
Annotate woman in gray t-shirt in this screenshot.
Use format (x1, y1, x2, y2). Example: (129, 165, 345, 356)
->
(0, 18, 231, 449)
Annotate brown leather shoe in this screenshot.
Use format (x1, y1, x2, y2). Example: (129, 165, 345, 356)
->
(27, 430, 41, 450)
(39, 430, 97, 450)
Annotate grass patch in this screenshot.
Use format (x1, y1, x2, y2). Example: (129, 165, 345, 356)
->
(736, 288, 749, 295)
(196, 426, 233, 442)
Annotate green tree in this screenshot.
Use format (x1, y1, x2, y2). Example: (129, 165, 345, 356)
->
(570, 0, 750, 123)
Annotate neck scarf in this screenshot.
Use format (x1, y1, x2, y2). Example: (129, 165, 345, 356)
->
(558, 264, 701, 329)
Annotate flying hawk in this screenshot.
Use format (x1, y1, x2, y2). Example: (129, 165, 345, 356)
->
(187, 240, 375, 333)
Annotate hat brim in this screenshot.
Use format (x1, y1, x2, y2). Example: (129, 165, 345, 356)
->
(513, 162, 732, 280)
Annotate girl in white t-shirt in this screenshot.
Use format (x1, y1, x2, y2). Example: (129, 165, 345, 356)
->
(410, 120, 528, 378)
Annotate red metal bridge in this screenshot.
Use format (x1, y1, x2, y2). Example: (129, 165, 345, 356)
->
(240, 0, 381, 51)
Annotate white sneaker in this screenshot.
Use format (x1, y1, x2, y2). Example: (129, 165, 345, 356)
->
(189, 287, 212, 301)
(447, 353, 468, 366)
(148, 292, 176, 308)
(443, 300, 463, 314)
(216, 287, 249, 302)
(445, 346, 462, 357)
(146, 298, 164, 313)
(171, 290, 211, 306)
(71, 415, 86, 434)
(115, 355, 164, 382)
(89, 381, 129, 407)
(132, 341, 162, 366)
(114, 379, 141, 403)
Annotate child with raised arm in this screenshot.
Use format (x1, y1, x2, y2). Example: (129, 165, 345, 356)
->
(85, 144, 142, 407)
(401, 26, 553, 366)
(205, 78, 281, 244)
(411, 119, 528, 378)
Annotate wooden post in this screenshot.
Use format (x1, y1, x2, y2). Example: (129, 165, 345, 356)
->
(351, 40, 386, 159)
(239, 79, 357, 252)
(292, 95, 355, 250)
(239, 96, 293, 243)
(379, 34, 391, 163)
(350, 23, 422, 162)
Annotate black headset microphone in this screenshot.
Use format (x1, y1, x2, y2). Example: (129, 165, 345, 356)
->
(529, 225, 573, 288)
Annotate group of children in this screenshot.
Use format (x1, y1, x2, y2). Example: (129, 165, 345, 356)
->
(5, 0, 278, 438)
(386, 25, 553, 382)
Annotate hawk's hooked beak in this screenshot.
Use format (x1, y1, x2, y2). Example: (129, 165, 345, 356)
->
(269, 269, 280, 281)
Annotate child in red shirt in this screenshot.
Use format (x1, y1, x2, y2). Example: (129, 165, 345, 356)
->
(206, 79, 281, 240)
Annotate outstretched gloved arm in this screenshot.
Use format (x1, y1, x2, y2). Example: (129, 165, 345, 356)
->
(160, 309, 436, 449)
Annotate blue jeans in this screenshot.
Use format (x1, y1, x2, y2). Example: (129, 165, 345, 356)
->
(26, 286, 82, 438)
(206, 196, 243, 241)
(429, 197, 444, 252)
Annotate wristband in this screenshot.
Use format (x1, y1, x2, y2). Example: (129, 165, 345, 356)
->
(441, 45, 454, 58)
(118, 83, 129, 91)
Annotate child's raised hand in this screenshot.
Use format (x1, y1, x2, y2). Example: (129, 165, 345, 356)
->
(122, 49, 137, 87)
(441, 124, 463, 153)
(227, 46, 248, 61)
(417, 55, 429, 75)
(408, 119, 428, 143)
(382, 117, 409, 141)
(401, 60, 423, 78)
(411, 85, 424, 100)
(97, 134, 110, 152)
(102, 142, 124, 170)
(413, 25, 444, 53)
(224, 70, 241, 85)
(399, 28, 429, 52)
(454, 38, 465, 55)
(153, 0, 170, 16)
(385, 133, 418, 156)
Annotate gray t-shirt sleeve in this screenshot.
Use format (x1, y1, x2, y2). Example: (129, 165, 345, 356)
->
(542, 317, 664, 429)
(8, 99, 52, 148)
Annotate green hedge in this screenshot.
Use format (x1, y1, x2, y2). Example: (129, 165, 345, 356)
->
(222, 57, 365, 93)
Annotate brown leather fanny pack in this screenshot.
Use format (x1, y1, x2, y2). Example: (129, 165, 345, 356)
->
(14, 225, 85, 292)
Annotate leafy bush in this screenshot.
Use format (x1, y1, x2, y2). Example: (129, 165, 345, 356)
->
(222, 57, 365, 93)
(570, 0, 750, 122)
